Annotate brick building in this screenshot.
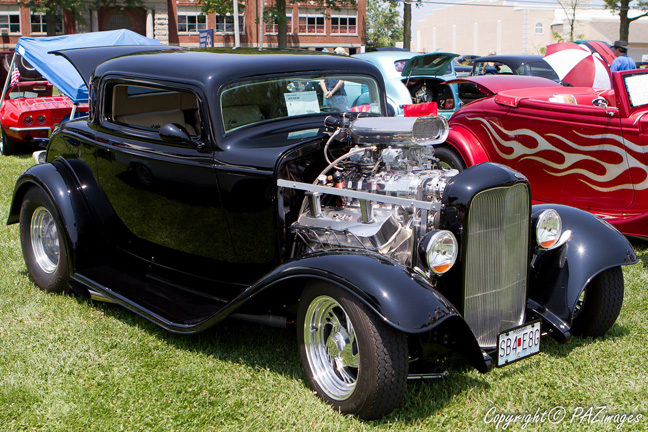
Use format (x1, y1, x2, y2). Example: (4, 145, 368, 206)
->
(0, 1, 366, 53)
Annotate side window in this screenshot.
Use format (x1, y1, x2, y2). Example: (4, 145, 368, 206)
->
(107, 83, 201, 137)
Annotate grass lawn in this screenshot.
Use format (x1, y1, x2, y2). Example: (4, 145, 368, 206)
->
(1, 154, 647, 431)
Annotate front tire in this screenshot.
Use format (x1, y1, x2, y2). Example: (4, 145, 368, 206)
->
(571, 267, 624, 338)
(434, 146, 466, 171)
(297, 282, 408, 419)
(19, 187, 70, 293)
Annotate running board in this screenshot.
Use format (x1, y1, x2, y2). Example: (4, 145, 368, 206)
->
(408, 371, 449, 380)
(68, 266, 231, 333)
(88, 289, 117, 304)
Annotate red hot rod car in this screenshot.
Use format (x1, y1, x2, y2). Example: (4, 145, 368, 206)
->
(0, 30, 160, 156)
(439, 71, 648, 238)
(0, 80, 87, 155)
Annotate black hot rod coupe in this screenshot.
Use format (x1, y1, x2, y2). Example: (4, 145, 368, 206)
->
(7, 48, 637, 419)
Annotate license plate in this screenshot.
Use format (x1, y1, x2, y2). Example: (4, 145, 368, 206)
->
(497, 321, 541, 367)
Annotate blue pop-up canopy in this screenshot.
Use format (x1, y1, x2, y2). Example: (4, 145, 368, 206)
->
(15, 29, 161, 104)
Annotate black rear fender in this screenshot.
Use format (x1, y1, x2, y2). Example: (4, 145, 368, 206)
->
(7, 160, 103, 270)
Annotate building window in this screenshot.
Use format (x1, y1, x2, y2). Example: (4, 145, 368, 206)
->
(31, 12, 63, 34)
(107, 13, 131, 31)
(178, 7, 207, 33)
(331, 10, 357, 35)
(534, 22, 544, 35)
(298, 9, 325, 34)
(0, 7, 20, 34)
(215, 14, 244, 34)
(265, 15, 293, 35)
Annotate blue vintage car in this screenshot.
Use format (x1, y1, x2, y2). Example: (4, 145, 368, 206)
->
(352, 51, 461, 117)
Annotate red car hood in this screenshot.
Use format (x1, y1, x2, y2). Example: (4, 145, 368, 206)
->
(446, 75, 561, 96)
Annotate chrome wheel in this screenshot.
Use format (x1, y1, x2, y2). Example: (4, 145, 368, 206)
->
(30, 206, 60, 274)
(571, 267, 624, 338)
(303, 295, 359, 401)
(573, 290, 586, 318)
(297, 283, 409, 419)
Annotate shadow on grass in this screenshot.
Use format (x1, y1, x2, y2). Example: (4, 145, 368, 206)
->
(74, 296, 303, 376)
(69, 294, 493, 423)
(537, 323, 630, 360)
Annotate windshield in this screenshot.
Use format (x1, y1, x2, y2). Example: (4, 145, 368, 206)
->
(473, 61, 513, 75)
(523, 61, 559, 80)
(7, 83, 54, 100)
(623, 71, 648, 108)
(220, 73, 383, 132)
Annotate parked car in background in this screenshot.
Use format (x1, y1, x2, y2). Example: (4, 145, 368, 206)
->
(353, 50, 462, 117)
(471, 54, 559, 81)
(7, 47, 636, 420)
(0, 80, 88, 155)
(454, 54, 480, 76)
(440, 71, 648, 238)
(0, 29, 160, 155)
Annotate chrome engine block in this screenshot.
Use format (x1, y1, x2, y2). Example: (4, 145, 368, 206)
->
(284, 115, 457, 266)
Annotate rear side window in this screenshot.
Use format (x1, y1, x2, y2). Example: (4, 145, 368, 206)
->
(106, 83, 201, 136)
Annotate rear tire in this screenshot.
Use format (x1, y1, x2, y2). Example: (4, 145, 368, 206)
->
(0, 127, 18, 156)
(297, 282, 408, 419)
(571, 267, 624, 338)
(19, 187, 70, 294)
(434, 146, 466, 171)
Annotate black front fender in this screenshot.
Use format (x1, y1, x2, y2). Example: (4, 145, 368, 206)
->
(221, 251, 493, 373)
(246, 251, 458, 332)
(529, 204, 637, 332)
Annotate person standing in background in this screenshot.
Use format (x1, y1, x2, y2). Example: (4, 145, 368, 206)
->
(320, 47, 349, 111)
(611, 41, 636, 72)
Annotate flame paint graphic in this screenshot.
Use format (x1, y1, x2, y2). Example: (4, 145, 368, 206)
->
(468, 116, 648, 192)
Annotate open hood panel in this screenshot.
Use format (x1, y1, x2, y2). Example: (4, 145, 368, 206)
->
(401, 52, 459, 77)
(15, 30, 163, 103)
(53, 45, 178, 97)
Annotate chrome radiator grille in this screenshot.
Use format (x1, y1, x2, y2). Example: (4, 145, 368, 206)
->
(463, 184, 530, 348)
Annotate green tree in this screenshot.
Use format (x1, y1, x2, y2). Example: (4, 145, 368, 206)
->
(367, 0, 403, 47)
(604, 0, 648, 41)
(201, 0, 357, 50)
(403, 2, 411, 51)
(554, 0, 585, 42)
(18, 0, 144, 36)
(402, 1, 424, 52)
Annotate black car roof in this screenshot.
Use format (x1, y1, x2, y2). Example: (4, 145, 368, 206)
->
(56, 47, 383, 92)
(53, 45, 180, 89)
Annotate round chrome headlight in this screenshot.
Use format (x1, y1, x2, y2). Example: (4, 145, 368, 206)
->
(536, 209, 562, 249)
(423, 230, 458, 275)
